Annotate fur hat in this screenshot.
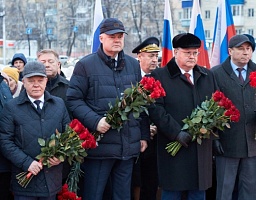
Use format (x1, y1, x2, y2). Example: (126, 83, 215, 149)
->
(172, 33, 201, 48)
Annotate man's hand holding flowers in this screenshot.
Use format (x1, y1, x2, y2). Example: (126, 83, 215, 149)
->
(166, 90, 240, 156)
(104, 76, 166, 132)
(28, 160, 43, 176)
(48, 156, 62, 166)
(16, 119, 97, 189)
(175, 131, 192, 148)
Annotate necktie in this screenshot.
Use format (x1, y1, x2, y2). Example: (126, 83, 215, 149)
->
(184, 73, 193, 85)
(34, 100, 42, 114)
(236, 68, 244, 84)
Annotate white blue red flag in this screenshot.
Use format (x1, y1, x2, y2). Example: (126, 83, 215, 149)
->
(189, 0, 210, 69)
(91, 0, 104, 53)
(210, 0, 235, 67)
(161, 0, 173, 67)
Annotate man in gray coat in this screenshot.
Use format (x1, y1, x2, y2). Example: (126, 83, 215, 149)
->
(148, 33, 218, 200)
(211, 34, 256, 200)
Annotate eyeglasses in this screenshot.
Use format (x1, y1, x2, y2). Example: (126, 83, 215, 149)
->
(179, 50, 200, 57)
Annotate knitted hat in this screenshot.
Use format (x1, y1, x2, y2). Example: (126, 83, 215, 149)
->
(2, 67, 19, 83)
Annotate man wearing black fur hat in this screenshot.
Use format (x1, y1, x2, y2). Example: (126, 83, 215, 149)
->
(132, 37, 160, 200)
(66, 18, 150, 200)
(148, 33, 218, 200)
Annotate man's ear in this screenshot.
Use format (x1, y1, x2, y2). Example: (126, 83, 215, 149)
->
(99, 34, 103, 43)
(137, 53, 142, 62)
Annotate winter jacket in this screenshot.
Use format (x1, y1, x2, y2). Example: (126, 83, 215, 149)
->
(0, 90, 70, 197)
(67, 45, 150, 160)
(0, 74, 13, 173)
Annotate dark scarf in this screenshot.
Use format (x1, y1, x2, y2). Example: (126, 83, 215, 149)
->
(46, 74, 58, 91)
(97, 44, 125, 71)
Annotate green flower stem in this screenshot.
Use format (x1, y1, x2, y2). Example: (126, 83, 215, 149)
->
(209, 105, 220, 119)
(207, 100, 215, 111)
(166, 141, 182, 156)
(66, 161, 83, 194)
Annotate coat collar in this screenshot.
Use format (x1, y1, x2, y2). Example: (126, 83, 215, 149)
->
(166, 57, 208, 80)
(221, 56, 256, 76)
(17, 89, 53, 105)
(219, 56, 256, 86)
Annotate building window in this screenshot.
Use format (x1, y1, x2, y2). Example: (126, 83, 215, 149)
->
(248, 29, 254, 36)
(236, 29, 242, 35)
(248, 8, 254, 17)
(183, 8, 192, 19)
(178, 12, 182, 20)
(205, 10, 210, 19)
(232, 5, 243, 16)
(205, 30, 210, 38)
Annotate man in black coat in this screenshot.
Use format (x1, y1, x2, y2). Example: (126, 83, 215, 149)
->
(37, 49, 70, 111)
(37, 49, 72, 185)
(149, 33, 218, 200)
(132, 36, 160, 200)
(211, 34, 256, 200)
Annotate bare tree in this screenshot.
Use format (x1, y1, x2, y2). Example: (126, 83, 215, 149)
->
(128, 0, 143, 43)
(147, 0, 164, 44)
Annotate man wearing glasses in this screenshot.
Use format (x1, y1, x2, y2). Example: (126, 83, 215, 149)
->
(148, 33, 218, 200)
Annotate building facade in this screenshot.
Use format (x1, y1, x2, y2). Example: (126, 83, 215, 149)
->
(0, 0, 255, 63)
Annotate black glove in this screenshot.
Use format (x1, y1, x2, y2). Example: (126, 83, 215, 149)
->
(176, 131, 192, 148)
(213, 139, 224, 155)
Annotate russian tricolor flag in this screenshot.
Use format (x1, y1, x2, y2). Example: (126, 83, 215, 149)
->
(91, 0, 104, 53)
(210, 0, 235, 67)
(161, 0, 173, 67)
(189, 0, 210, 69)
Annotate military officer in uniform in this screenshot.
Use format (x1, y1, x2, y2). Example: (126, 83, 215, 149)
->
(132, 37, 160, 200)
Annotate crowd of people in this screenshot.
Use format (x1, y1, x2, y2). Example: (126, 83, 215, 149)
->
(0, 17, 256, 200)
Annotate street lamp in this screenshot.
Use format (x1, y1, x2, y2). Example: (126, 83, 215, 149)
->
(0, 0, 6, 65)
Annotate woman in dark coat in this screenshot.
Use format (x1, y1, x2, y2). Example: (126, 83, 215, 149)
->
(149, 33, 218, 200)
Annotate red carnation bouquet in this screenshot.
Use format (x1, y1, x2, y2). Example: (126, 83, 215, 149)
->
(105, 76, 166, 132)
(166, 91, 240, 156)
(16, 119, 96, 189)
